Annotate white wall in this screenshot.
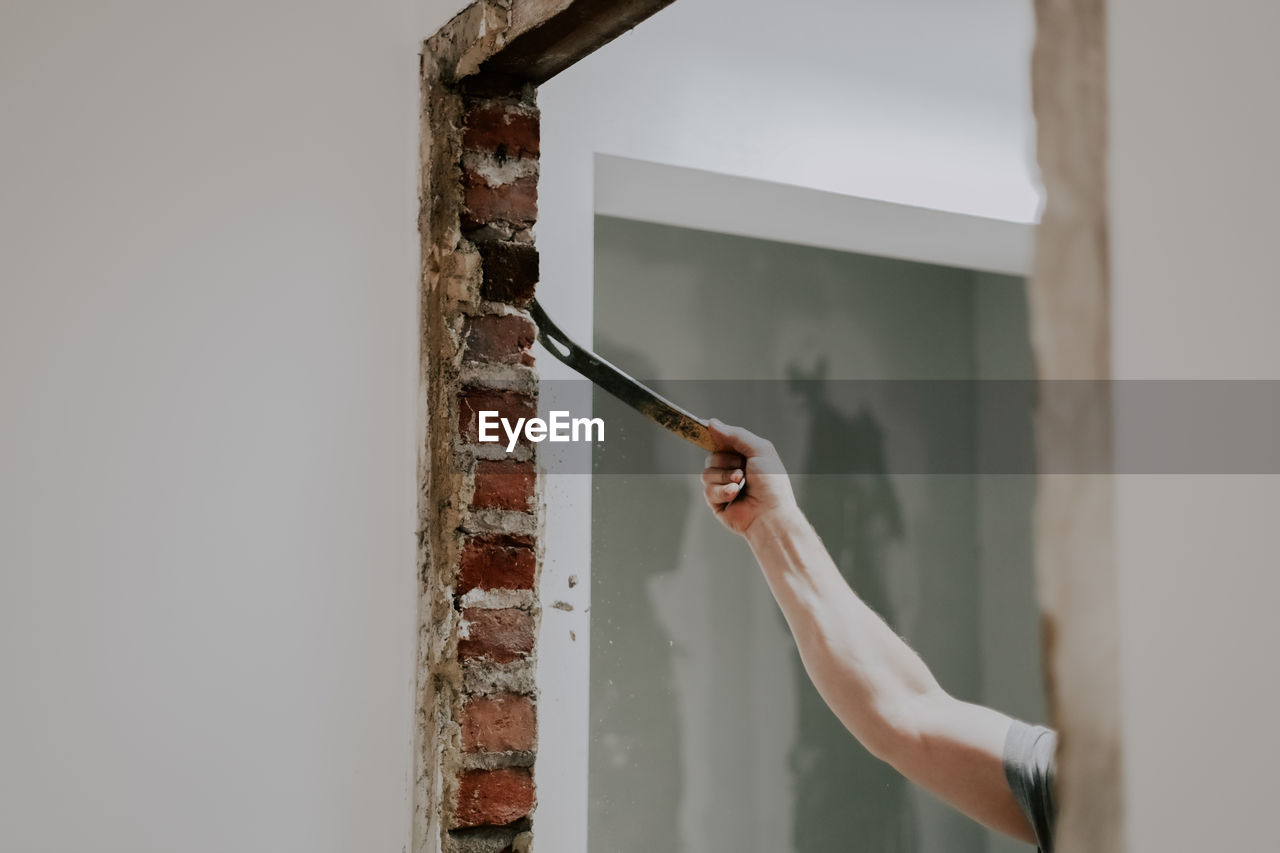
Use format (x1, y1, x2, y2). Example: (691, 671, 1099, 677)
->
(0, 1, 464, 849)
(1110, 2, 1280, 851)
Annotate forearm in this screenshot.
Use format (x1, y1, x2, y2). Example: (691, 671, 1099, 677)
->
(744, 507, 943, 762)
(704, 422, 1032, 842)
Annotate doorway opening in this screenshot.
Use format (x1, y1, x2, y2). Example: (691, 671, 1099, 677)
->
(588, 163, 1041, 853)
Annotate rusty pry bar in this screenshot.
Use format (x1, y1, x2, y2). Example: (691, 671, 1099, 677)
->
(529, 299, 719, 452)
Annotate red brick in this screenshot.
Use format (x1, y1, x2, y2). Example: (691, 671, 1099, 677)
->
(460, 693, 537, 753)
(463, 102, 540, 159)
(472, 460, 536, 512)
(454, 767, 535, 828)
(478, 241, 538, 306)
(458, 533, 536, 593)
(461, 172, 537, 233)
(463, 313, 535, 367)
(458, 608, 534, 664)
(458, 388, 537, 446)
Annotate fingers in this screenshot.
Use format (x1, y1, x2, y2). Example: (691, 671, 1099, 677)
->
(706, 451, 744, 469)
(705, 481, 743, 507)
(701, 465, 744, 486)
(702, 463, 744, 513)
(708, 418, 773, 458)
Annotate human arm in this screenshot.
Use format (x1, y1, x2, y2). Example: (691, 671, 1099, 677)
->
(701, 419, 1037, 845)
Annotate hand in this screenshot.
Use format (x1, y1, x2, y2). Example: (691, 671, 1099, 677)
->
(701, 419, 799, 536)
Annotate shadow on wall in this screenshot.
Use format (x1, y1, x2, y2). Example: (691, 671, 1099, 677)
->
(787, 360, 914, 852)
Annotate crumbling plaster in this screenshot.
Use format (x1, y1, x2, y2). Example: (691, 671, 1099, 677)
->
(1029, 1, 1121, 852)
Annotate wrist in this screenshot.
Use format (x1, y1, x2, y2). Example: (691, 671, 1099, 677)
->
(744, 503, 808, 548)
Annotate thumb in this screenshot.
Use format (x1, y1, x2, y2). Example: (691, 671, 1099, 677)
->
(708, 418, 769, 458)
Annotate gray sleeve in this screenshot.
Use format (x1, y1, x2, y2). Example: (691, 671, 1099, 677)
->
(1003, 720, 1058, 852)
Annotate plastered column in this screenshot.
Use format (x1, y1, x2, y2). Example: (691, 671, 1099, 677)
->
(1029, 1, 1123, 851)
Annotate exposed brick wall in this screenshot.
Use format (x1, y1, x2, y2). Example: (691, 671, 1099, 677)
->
(476, 241, 538, 307)
(419, 13, 543, 853)
(458, 533, 537, 592)
(455, 767, 537, 828)
(470, 462, 537, 513)
(461, 693, 537, 753)
(451, 91, 540, 850)
(458, 387, 538, 446)
(463, 314, 537, 367)
(460, 97, 540, 240)
(419, 4, 678, 852)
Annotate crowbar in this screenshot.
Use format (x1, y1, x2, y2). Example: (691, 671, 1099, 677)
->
(529, 299, 719, 452)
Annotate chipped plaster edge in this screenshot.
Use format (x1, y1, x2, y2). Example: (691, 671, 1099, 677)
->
(1029, 1, 1124, 851)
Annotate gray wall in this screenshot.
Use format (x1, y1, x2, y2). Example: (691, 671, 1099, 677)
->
(589, 217, 1043, 853)
(974, 271, 1045, 853)
(0, 1, 454, 848)
(1110, 4, 1280, 851)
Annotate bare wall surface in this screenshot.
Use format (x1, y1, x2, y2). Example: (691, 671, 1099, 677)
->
(541, 0, 1039, 223)
(1109, 2, 1280, 851)
(0, 0, 469, 849)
